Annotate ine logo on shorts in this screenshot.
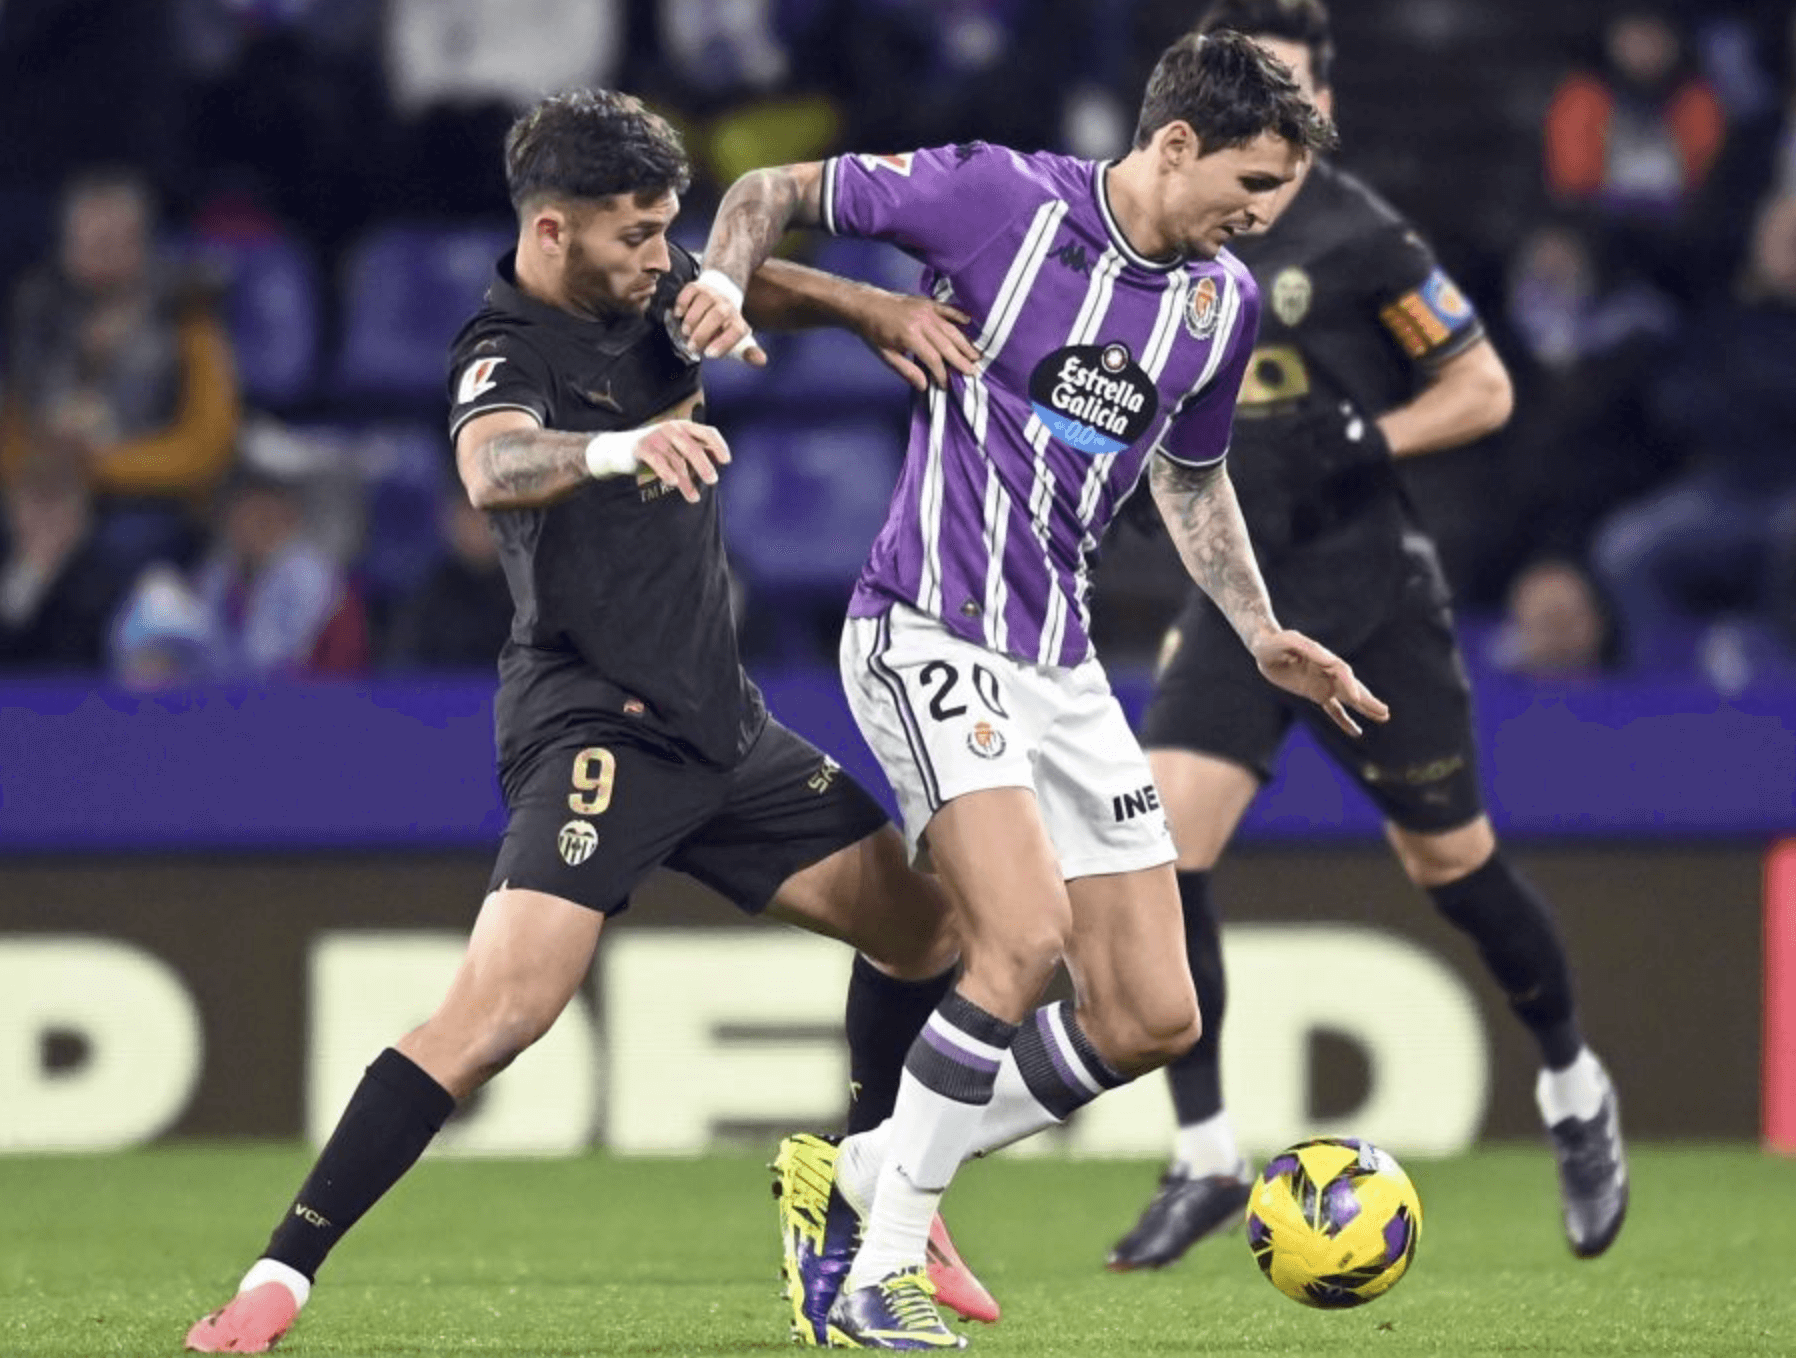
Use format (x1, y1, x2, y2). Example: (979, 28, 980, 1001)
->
(1027, 342, 1158, 457)
(967, 721, 1007, 759)
(558, 819, 599, 867)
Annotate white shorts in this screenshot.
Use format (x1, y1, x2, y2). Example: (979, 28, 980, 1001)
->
(841, 604, 1175, 880)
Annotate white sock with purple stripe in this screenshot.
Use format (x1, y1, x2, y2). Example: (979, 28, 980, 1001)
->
(845, 992, 1016, 1290)
(837, 1000, 1129, 1219)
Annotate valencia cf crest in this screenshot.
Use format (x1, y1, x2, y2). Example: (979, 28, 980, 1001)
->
(558, 819, 598, 867)
(1184, 277, 1221, 340)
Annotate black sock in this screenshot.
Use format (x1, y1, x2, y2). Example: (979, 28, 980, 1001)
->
(263, 1048, 457, 1280)
(1428, 853, 1583, 1069)
(844, 953, 957, 1133)
(1165, 870, 1227, 1127)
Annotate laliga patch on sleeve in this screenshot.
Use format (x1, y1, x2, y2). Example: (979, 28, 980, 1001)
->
(457, 356, 507, 404)
(857, 152, 915, 175)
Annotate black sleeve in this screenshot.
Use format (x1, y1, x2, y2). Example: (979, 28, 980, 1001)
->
(667, 238, 701, 285)
(1341, 222, 1484, 370)
(446, 326, 558, 442)
(655, 240, 706, 361)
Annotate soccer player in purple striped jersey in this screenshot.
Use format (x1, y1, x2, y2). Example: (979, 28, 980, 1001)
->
(687, 31, 1389, 1349)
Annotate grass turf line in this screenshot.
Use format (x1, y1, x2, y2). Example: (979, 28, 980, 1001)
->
(2, 1144, 1792, 1356)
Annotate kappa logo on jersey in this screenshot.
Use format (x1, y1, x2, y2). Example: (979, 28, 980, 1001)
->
(1049, 239, 1094, 276)
(457, 356, 506, 404)
(558, 819, 599, 867)
(1185, 276, 1221, 340)
(1027, 342, 1159, 457)
(857, 151, 915, 175)
(966, 721, 1006, 760)
(1270, 267, 1313, 327)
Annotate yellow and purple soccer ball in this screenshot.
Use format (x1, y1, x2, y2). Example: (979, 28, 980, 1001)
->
(1245, 1137, 1422, 1309)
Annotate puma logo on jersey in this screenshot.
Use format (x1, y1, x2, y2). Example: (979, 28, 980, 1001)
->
(579, 382, 623, 413)
(457, 356, 506, 403)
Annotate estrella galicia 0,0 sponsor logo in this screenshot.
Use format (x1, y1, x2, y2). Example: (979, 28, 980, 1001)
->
(1027, 342, 1158, 457)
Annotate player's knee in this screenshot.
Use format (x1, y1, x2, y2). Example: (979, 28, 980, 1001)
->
(964, 917, 1069, 999)
(1388, 819, 1494, 888)
(851, 888, 961, 981)
(465, 1000, 561, 1075)
(891, 879, 963, 975)
(1166, 812, 1230, 872)
(1133, 998, 1203, 1070)
(865, 926, 960, 982)
(1088, 989, 1200, 1075)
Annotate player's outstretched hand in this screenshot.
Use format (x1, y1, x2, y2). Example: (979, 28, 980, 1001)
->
(674, 276, 768, 365)
(857, 293, 982, 391)
(1251, 628, 1389, 737)
(635, 419, 732, 504)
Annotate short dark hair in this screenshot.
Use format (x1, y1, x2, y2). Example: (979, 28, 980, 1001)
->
(1133, 30, 1337, 156)
(1196, 0, 1335, 90)
(504, 89, 691, 215)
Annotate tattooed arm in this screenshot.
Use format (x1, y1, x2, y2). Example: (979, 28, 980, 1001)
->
(456, 409, 730, 510)
(1149, 453, 1390, 735)
(1148, 455, 1280, 649)
(673, 164, 826, 361)
(743, 259, 979, 391)
(456, 411, 590, 510)
(701, 162, 826, 295)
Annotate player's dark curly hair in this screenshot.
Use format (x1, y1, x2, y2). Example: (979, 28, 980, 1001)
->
(1196, 0, 1335, 90)
(1133, 30, 1337, 156)
(504, 90, 691, 214)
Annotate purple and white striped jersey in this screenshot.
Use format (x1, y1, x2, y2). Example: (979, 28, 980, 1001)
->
(826, 141, 1262, 669)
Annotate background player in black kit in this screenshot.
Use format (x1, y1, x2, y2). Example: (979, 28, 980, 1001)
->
(185, 89, 996, 1354)
(1104, 0, 1628, 1273)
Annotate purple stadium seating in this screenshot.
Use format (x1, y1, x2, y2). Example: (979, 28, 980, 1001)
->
(332, 221, 512, 405)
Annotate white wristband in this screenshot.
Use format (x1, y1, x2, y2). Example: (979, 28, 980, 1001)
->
(695, 267, 745, 312)
(584, 429, 642, 480)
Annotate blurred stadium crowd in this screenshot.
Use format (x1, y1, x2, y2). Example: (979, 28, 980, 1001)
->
(0, 0, 1792, 688)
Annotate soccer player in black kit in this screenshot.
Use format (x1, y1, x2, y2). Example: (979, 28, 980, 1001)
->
(185, 89, 997, 1354)
(1105, 0, 1628, 1272)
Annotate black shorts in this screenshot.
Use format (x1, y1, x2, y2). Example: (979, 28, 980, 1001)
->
(488, 719, 890, 915)
(1140, 587, 1484, 833)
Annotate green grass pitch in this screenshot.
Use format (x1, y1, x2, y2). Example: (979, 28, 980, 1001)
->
(3, 1143, 1793, 1356)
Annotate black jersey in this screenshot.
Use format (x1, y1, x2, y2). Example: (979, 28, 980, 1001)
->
(445, 243, 765, 774)
(1224, 159, 1484, 650)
